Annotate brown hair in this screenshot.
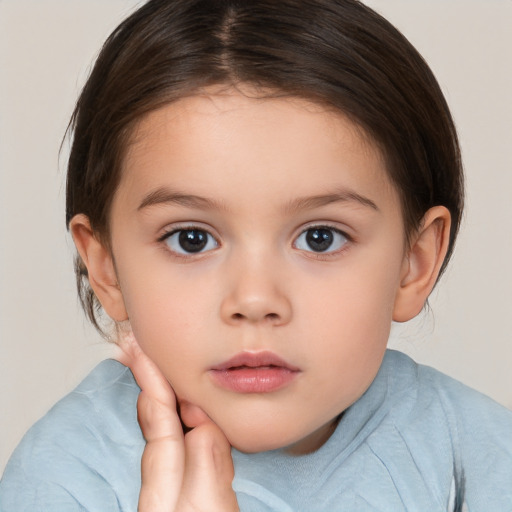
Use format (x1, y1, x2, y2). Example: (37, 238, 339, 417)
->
(65, 0, 464, 333)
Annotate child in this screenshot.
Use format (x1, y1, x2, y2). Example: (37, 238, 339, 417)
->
(1, 0, 511, 510)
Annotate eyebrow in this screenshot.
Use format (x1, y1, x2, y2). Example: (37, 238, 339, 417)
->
(283, 190, 379, 214)
(137, 186, 379, 213)
(137, 187, 226, 211)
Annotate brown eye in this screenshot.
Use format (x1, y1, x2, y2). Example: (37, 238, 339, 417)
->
(295, 227, 348, 253)
(165, 229, 218, 254)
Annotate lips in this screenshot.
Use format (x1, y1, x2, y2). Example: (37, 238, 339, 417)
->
(209, 351, 300, 393)
(211, 351, 300, 372)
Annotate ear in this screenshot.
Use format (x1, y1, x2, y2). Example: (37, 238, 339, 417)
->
(69, 214, 128, 322)
(393, 206, 451, 322)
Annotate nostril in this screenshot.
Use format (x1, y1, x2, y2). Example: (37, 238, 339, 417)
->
(230, 312, 280, 322)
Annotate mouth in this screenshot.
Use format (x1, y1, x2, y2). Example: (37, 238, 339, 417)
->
(209, 351, 301, 393)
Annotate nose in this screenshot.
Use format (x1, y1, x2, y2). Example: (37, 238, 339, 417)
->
(220, 254, 292, 326)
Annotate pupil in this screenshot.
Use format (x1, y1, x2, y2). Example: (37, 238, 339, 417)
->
(179, 230, 207, 253)
(306, 228, 333, 252)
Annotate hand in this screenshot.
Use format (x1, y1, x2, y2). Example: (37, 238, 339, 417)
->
(118, 333, 239, 511)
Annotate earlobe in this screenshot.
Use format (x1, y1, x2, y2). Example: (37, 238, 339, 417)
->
(392, 206, 451, 322)
(69, 214, 128, 322)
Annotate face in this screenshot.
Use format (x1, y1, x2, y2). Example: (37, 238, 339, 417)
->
(108, 89, 408, 454)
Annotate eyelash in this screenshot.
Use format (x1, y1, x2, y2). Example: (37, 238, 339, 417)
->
(293, 224, 352, 258)
(157, 224, 352, 259)
(158, 225, 220, 259)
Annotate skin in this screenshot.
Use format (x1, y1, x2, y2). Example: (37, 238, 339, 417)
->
(71, 87, 451, 509)
(118, 332, 238, 511)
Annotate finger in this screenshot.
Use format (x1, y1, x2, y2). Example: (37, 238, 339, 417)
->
(119, 334, 187, 511)
(179, 400, 211, 429)
(119, 332, 175, 409)
(177, 419, 239, 512)
(119, 332, 182, 441)
(138, 436, 184, 512)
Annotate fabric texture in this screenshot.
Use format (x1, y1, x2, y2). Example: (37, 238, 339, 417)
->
(1, 350, 511, 511)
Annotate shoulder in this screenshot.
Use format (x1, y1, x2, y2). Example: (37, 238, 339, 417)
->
(0, 359, 144, 512)
(379, 350, 512, 508)
(382, 349, 512, 437)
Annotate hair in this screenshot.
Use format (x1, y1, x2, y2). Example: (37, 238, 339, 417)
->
(65, 0, 464, 334)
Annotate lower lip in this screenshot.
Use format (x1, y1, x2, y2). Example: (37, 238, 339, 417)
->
(210, 367, 299, 393)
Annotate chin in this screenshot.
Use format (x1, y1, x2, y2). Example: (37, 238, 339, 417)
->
(230, 438, 283, 454)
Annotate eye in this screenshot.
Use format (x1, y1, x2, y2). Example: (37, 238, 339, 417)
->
(164, 228, 218, 255)
(294, 226, 348, 253)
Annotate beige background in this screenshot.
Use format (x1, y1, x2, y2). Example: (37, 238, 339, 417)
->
(1, 0, 511, 474)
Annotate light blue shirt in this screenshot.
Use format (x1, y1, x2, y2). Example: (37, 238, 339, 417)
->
(1, 350, 511, 511)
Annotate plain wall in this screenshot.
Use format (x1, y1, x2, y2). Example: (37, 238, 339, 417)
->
(1, 0, 511, 473)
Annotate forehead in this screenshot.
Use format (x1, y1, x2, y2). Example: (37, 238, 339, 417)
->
(117, 89, 398, 213)
(128, 89, 375, 157)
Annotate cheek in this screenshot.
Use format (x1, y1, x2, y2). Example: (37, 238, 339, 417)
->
(306, 257, 400, 327)
(129, 295, 202, 352)
(127, 301, 208, 404)
(301, 286, 394, 412)
(299, 251, 403, 365)
(120, 274, 206, 361)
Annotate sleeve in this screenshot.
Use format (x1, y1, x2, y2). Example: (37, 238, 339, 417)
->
(436, 372, 512, 511)
(0, 468, 87, 512)
(0, 360, 144, 512)
(0, 406, 127, 512)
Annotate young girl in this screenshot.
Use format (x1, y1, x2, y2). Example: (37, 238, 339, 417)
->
(1, 0, 511, 510)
